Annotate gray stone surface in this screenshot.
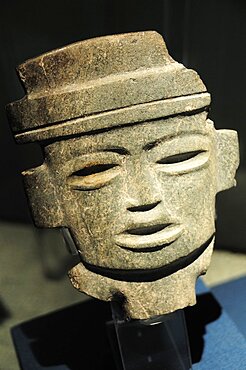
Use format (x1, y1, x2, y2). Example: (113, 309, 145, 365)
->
(7, 31, 239, 319)
(7, 31, 206, 131)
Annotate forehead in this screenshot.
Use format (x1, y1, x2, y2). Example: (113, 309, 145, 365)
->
(45, 111, 213, 158)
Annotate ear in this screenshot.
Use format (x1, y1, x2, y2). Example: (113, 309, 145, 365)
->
(22, 163, 65, 228)
(216, 129, 239, 193)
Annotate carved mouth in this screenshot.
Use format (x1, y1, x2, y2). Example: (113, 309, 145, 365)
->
(127, 223, 171, 235)
(114, 223, 183, 252)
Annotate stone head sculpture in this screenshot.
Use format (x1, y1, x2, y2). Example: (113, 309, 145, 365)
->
(7, 31, 239, 319)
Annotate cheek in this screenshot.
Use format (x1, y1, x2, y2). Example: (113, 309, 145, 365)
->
(158, 166, 216, 222)
(62, 177, 126, 238)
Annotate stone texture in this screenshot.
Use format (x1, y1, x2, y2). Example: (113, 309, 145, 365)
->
(6, 31, 206, 132)
(14, 93, 210, 143)
(69, 240, 214, 319)
(7, 31, 239, 319)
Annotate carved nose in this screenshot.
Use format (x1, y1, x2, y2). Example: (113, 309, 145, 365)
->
(127, 201, 161, 212)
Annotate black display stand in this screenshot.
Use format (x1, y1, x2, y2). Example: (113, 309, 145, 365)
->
(107, 301, 192, 370)
(12, 278, 246, 370)
(11, 298, 192, 370)
(11, 299, 115, 370)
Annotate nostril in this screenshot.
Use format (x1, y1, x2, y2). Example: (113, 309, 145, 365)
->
(127, 201, 160, 212)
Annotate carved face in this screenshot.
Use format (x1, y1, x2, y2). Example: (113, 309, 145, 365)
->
(44, 111, 217, 273)
(8, 31, 239, 318)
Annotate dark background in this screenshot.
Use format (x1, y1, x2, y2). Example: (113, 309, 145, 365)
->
(0, 0, 245, 250)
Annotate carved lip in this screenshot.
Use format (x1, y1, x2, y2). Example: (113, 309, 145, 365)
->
(114, 223, 183, 252)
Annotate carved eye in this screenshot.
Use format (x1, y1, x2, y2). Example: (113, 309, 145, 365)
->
(67, 163, 120, 190)
(156, 150, 209, 174)
(73, 164, 117, 176)
(157, 150, 204, 164)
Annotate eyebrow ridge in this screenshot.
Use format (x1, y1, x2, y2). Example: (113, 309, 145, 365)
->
(143, 132, 208, 151)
